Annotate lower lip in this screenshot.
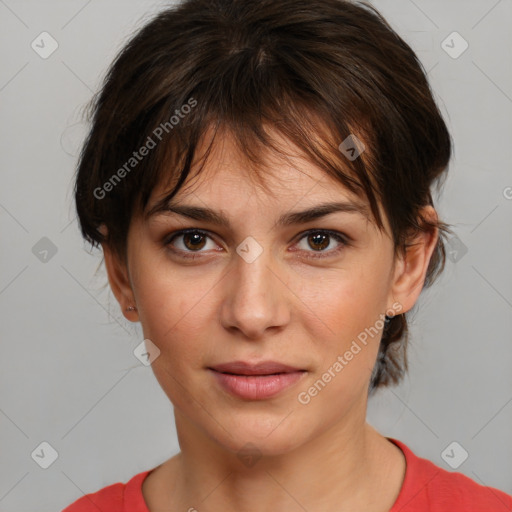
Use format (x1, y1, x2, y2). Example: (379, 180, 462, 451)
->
(210, 369, 306, 400)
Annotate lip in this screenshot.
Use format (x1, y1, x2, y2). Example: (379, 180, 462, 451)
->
(208, 361, 307, 400)
(210, 360, 303, 375)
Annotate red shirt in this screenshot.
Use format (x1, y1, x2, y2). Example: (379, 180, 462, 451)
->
(62, 438, 512, 511)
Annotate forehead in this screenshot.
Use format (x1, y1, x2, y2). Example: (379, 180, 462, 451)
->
(140, 125, 390, 239)
(151, 124, 366, 209)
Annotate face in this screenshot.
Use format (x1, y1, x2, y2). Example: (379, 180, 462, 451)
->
(104, 127, 434, 457)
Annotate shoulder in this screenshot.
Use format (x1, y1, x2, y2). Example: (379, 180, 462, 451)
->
(61, 470, 151, 512)
(61, 482, 124, 512)
(389, 438, 512, 512)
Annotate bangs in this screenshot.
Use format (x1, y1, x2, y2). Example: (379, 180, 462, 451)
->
(138, 95, 383, 231)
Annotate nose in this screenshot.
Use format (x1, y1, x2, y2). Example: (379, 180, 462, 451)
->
(220, 243, 291, 340)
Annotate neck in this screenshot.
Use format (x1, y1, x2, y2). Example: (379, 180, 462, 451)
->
(160, 407, 403, 512)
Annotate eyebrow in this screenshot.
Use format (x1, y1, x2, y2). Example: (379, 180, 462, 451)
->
(146, 199, 370, 227)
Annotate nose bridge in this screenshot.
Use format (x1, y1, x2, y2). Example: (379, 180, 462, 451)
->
(236, 241, 272, 297)
(220, 237, 289, 338)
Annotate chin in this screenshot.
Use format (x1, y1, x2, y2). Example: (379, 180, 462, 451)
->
(206, 411, 308, 458)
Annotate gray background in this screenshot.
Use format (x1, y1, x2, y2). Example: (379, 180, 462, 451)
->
(0, 0, 511, 510)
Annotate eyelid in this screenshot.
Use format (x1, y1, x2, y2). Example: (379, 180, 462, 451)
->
(164, 228, 220, 254)
(293, 227, 352, 244)
(290, 229, 349, 259)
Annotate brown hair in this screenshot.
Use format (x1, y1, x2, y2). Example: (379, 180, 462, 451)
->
(74, 0, 453, 393)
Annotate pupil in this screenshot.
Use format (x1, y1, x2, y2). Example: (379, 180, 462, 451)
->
(309, 233, 329, 251)
(185, 233, 206, 250)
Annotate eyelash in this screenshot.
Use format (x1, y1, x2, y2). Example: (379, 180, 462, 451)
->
(163, 228, 349, 260)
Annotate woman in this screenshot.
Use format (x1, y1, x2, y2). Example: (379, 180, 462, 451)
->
(63, 0, 512, 510)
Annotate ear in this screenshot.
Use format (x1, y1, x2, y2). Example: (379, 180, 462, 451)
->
(388, 206, 439, 315)
(100, 229, 139, 323)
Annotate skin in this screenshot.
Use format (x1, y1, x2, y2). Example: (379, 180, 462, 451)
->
(102, 126, 439, 511)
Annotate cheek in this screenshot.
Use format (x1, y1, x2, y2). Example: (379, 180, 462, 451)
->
(133, 259, 221, 361)
(295, 261, 390, 394)
(133, 266, 216, 407)
(298, 260, 388, 339)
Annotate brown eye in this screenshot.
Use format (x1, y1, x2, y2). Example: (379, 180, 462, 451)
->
(307, 232, 330, 251)
(294, 230, 348, 259)
(182, 232, 207, 251)
(165, 229, 217, 257)
(164, 228, 348, 261)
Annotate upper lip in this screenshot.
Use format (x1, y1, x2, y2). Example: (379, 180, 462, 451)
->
(209, 361, 305, 376)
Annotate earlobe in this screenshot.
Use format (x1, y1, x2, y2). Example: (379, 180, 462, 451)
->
(102, 243, 139, 322)
(389, 207, 439, 314)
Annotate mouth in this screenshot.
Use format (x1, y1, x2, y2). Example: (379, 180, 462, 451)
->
(208, 361, 307, 400)
(209, 360, 305, 375)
